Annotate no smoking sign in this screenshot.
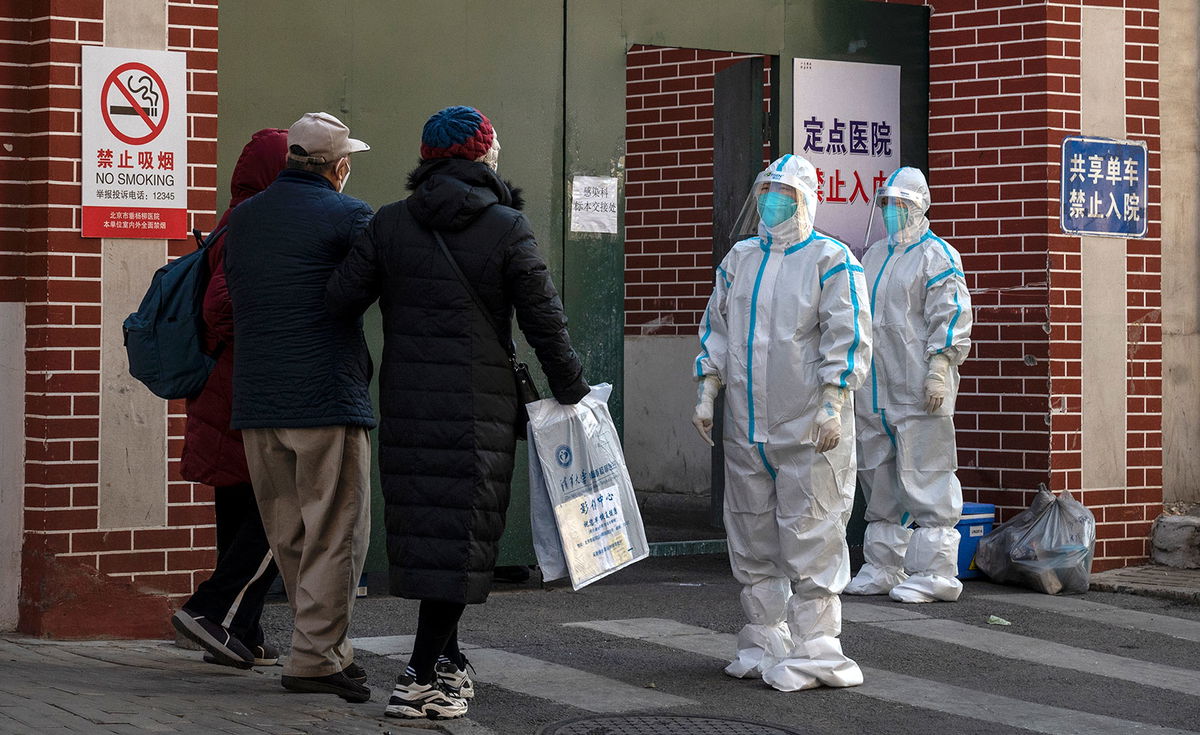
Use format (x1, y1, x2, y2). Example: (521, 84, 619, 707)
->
(101, 62, 170, 145)
(82, 46, 188, 239)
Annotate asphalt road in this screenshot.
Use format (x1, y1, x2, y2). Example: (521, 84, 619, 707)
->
(257, 554, 1200, 735)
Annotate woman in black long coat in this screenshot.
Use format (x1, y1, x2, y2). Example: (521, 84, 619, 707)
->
(326, 106, 588, 720)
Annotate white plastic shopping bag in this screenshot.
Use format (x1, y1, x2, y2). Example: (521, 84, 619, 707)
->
(527, 383, 649, 590)
(528, 436, 568, 582)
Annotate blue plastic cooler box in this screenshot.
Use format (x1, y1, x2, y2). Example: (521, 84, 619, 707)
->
(956, 502, 995, 580)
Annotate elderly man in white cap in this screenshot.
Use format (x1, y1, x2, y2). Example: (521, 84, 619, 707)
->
(223, 112, 375, 703)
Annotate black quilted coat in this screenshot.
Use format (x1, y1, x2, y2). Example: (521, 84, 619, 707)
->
(326, 158, 588, 604)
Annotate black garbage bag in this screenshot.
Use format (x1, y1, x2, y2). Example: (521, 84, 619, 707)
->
(976, 488, 1096, 594)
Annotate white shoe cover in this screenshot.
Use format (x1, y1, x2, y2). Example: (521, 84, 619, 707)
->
(724, 622, 791, 679)
(761, 636, 864, 691)
(844, 563, 907, 595)
(890, 526, 962, 602)
(889, 573, 962, 603)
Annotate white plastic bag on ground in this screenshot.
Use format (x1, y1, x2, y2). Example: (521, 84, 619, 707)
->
(527, 383, 649, 590)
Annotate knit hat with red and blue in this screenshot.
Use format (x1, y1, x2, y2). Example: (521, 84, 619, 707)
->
(420, 106, 495, 161)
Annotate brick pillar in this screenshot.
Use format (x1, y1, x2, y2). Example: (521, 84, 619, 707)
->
(7, 0, 218, 638)
(877, 0, 1163, 570)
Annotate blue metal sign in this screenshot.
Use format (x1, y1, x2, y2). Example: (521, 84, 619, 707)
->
(1060, 136, 1148, 238)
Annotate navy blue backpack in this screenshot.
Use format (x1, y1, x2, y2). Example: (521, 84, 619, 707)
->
(123, 226, 226, 400)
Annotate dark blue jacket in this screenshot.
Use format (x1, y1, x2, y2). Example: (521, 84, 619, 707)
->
(224, 169, 375, 429)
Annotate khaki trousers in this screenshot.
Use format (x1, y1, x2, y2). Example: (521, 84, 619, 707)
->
(242, 425, 371, 677)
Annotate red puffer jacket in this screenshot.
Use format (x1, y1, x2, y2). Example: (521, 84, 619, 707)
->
(180, 129, 288, 486)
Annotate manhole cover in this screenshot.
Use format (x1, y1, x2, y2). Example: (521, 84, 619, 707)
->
(538, 715, 809, 735)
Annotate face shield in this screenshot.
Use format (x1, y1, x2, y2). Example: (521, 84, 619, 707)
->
(730, 170, 813, 242)
(862, 181, 927, 250)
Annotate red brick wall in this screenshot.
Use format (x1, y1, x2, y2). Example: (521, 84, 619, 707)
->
(13, 0, 219, 636)
(1046, 0, 1161, 567)
(624, 46, 771, 336)
(164, 0, 220, 590)
(897, 0, 1161, 570)
(0, 5, 32, 305)
(914, 0, 1061, 529)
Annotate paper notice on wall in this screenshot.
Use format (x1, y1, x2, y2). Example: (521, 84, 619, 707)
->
(570, 175, 619, 233)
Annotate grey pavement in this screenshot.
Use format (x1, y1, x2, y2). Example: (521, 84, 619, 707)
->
(0, 555, 1198, 734)
(0, 636, 430, 735)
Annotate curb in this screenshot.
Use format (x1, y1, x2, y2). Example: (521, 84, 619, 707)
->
(1088, 579, 1200, 605)
(1089, 565, 1200, 605)
(648, 539, 727, 557)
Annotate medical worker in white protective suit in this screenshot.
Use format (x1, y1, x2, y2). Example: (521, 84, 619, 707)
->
(692, 154, 871, 692)
(844, 166, 972, 603)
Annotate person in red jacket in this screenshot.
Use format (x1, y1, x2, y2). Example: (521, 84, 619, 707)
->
(171, 129, 289, 669)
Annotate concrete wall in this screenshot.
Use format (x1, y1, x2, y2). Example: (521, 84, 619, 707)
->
(0, 304, 25, 631)
(624, 335, 710, 506)
(96, 0, 169, 530)
(1079, 7, 1128, 493)
(1161, 0, 1200, 506)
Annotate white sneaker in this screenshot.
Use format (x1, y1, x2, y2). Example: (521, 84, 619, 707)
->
(435, 657, 475, 700)
(385, 674, 467, 720)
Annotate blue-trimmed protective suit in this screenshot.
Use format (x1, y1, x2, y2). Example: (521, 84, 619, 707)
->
(846, 166, 973, 604)
(695, 155, 871, 691)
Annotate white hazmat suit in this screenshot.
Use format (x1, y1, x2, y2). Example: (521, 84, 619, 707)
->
(693, 155, 871, 691)
(846, 166, 972, 604)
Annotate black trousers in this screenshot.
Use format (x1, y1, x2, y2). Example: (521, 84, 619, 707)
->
(183, 483, 278, 647)
(408, 599, 466, 683)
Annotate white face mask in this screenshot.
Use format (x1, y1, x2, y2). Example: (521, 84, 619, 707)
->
(336, 158, 351, 192)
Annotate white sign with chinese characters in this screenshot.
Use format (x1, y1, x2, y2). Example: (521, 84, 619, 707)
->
(570, 175, 619, 234)
(81, 46, 188, 239)
(793, 58, 901, 249)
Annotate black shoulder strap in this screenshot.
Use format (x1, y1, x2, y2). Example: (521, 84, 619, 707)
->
(431, 229, 517, 361)
(193, 225, 228, 251)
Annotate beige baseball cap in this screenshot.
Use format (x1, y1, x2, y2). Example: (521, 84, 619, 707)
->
(287, 112, 370, 163)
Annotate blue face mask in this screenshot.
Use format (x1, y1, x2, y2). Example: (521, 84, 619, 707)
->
(757, 191, 798, 228)
(883, 203, 909, 234)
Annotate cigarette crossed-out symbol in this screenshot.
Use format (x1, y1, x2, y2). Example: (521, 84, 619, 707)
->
(100, 62, 170, 145)
(110, 73, 160, 118)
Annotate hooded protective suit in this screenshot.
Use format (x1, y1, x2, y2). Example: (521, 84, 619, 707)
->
(846, 166, 972, 603)
(694, 155, 871, 691)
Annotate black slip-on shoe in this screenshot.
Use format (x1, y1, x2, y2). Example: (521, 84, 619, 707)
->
(204, 642, 280, 668)
(343, 662, 368, 684)
(281, 671, 371, 703)
(171, 610, 253, 669)
(250, 643, 280, 666)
